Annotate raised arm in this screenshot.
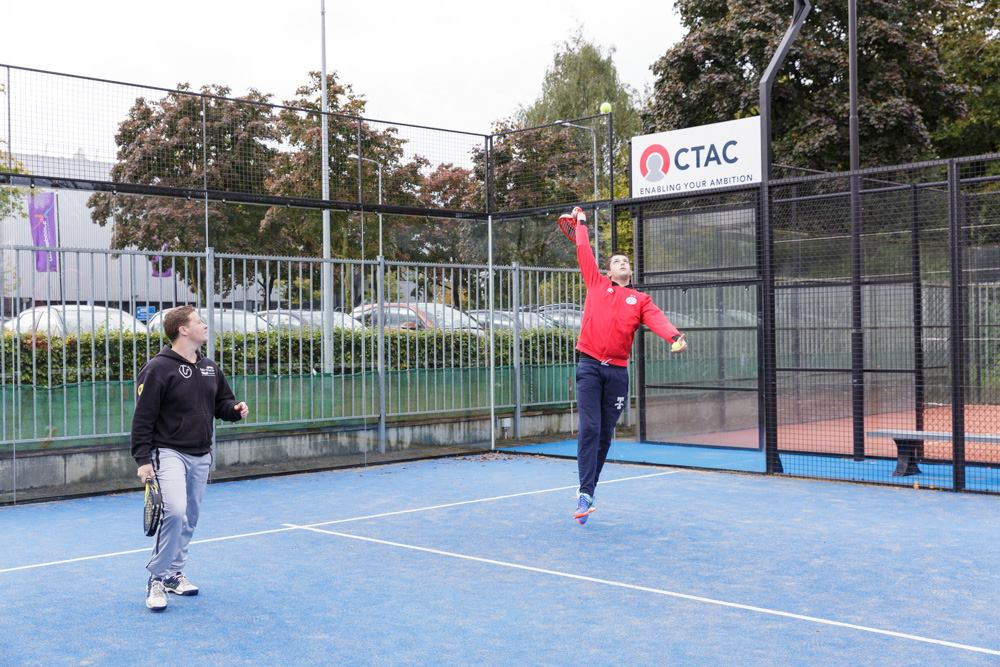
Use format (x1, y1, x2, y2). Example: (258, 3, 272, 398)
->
(575, 222, 603, 289)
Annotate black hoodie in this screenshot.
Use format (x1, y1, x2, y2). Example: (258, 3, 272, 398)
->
(131, 346, 243, 466)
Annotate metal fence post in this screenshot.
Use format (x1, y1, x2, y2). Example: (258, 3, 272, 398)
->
(512, 262, 522, 438)
(376, 255, 386, 454)
(205, 247, 215, 360)
(910, 185, 925, 431)
(5, 66, 12, 172)
(488, 214, 496, 450)
(948, 160, 966, 491)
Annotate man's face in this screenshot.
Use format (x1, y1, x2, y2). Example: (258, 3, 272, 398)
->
(182, 312, 210, 346)
(608, 254, 632, 284)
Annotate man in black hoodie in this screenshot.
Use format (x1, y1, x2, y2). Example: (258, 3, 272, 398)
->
(132, 305, 249, 611)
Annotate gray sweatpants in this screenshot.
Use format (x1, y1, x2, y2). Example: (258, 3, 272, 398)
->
(146, 448, 211, 580)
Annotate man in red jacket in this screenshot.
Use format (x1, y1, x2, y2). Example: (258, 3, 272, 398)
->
(563, 207, 687, 525)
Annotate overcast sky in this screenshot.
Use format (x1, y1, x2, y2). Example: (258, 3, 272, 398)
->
(2, 0, 685, 134)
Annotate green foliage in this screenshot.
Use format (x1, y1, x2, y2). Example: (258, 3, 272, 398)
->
(644, 0, 966, 172)
(0, 84, 28, 222)
(933, 0, 1000, 157)
(518, 30, 643, 255)
(521, 30, 643, 160)
(86, 84, 280, 298)
(2, 327, 579, 387)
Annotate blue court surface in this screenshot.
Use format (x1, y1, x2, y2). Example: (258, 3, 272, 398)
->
(2, 454, 999, 665)
(504, 440, 1000, 491)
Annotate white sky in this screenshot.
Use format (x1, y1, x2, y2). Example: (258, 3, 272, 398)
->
(1, 0, 685, 134)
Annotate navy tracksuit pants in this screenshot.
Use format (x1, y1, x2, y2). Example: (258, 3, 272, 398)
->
(576, 356, 629, 497)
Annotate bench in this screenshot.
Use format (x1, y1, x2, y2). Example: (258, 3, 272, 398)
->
(867, 430, 1000, 476)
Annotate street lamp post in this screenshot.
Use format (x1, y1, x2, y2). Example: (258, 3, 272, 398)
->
(319, 0, 334, 374)
(349, 154, 384, 259)
(558, 120, 599, 266)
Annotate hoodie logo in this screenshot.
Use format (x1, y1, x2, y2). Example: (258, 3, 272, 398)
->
(179, 365, 193, 379)
(137, 383, 144, 397)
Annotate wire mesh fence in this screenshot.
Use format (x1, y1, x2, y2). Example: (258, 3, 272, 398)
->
(0, 239, 586, 501)
(0, 65, 608, 218)
(3, 63, 999, 500)
(631, 154, 1000, 493)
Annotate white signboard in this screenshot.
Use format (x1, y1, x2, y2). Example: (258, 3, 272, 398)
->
(630, 116, 762, 198)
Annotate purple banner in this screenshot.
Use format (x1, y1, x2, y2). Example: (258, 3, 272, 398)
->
(27, 192, 59, 272)
(151, 244, 173, 277)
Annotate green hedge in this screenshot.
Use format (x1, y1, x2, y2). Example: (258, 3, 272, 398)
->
(1, 328, 579, 387)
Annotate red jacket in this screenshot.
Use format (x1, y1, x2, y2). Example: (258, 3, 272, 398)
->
(575, 224, 681, 367)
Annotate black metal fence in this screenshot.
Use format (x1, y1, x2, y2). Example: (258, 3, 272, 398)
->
(3, 63, 999, 497)
(0, 64, 613, 225)
(628, 154, 1000, 494)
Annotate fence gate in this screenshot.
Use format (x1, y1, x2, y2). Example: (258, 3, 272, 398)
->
(626, 186, 766, 472)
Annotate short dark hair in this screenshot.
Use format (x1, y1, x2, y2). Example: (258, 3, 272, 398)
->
(164, 306, 197, 342)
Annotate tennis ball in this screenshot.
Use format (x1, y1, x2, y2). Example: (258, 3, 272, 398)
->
(599, 102, 612, 114)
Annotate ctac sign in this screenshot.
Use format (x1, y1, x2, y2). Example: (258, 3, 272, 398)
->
(630, 116, 761, 198)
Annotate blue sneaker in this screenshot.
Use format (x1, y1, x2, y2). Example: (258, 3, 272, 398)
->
(574, 493, 596, 525)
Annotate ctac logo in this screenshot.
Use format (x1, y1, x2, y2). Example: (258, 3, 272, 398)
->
(638, 140, 741, 182)
(638, 144, 671, 182)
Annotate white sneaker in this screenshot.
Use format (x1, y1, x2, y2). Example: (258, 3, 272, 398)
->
(163, 572, 199, 596)
(146, 577, 167, 611)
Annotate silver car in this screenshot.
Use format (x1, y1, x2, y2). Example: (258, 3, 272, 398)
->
(3, 305, 148, 337)
(467, 310, 559, 331)
(258, 309, 364, 331)
(146, 307, 271, 335)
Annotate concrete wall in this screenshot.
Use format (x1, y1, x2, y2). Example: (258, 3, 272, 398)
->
(0, 409, 580, 502)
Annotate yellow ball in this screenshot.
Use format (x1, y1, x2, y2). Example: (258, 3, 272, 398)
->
(599, 102, 612, 114)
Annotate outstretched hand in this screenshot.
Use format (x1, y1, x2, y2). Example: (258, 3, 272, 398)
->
(670, 334, 687, 353)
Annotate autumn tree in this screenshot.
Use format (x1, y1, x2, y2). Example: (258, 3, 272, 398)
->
(88, 84, 278, 297)
(644, 0, 965, 172)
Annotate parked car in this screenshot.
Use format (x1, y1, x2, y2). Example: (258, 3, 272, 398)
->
(351, 302, 484, 332)
(146, 307, 271, 335)
(3, 305, 148, 337)
(661, 310, 706, 330)
(533, 304, 583, 329)
(258, 309, 364, 331)
(690, 308, 758, 328)
(467, 309, 559, 331)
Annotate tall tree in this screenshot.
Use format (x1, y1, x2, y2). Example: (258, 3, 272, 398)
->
(520, 32, 643, 254)
(644, 0, 966, 172)
(522, 31, 643, 158)
(261, 72, 432, 263)
(88, 84, 279, 296)
(0, 83, 27, 222)
(933, 0, 1000, 157)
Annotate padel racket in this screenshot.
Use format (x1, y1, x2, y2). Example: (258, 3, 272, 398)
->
(557, 206, 586, 242)
(143, 479, 162, 537)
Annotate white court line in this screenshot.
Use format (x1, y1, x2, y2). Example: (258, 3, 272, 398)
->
(0, 470, 681, 574)
(285, 524, 1000, 658)
(0, 527, 297, 574)
(301, 469, 681, 529)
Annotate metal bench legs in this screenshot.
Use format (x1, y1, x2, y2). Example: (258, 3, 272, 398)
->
(893, 439, 923, 476)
